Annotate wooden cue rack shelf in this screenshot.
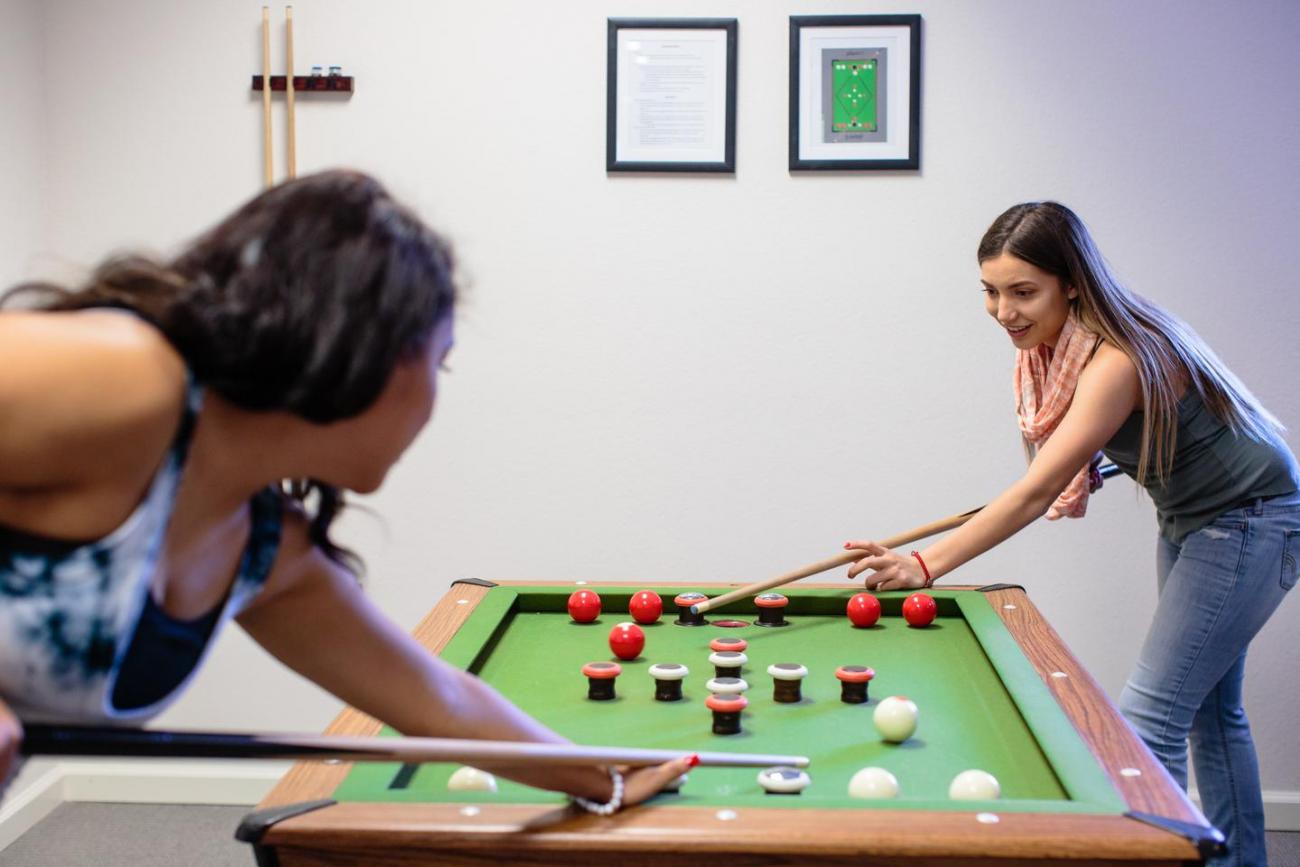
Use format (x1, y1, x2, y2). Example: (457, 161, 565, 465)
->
(251, 75, 354, 93)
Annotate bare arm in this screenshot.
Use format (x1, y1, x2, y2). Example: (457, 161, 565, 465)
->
(237, 517, 689, 805)
(847, 343, 1142, 589)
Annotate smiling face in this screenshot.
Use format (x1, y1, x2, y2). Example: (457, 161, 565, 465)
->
(980, 252, 1077, 351)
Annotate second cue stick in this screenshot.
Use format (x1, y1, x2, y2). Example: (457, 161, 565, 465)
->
(261, 7, 272, 187)
(285, 6, 296, 178)
(692, 463, 1122, 614)
(21, 725, 810, 769)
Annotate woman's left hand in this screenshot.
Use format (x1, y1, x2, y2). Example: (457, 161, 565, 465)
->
(620, 755, 697, 808)
(843, 540, 927, 591)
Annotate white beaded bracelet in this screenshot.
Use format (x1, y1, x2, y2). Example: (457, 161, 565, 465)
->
(571, 767, 624, 816)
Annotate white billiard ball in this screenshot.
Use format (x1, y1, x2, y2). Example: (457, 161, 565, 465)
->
(847, 766, 899, 799)
(948, 769, 1000, 800)
(757, 766, 811, 794)
(447, 765, 498, 792)
(873, 695, 918, 743)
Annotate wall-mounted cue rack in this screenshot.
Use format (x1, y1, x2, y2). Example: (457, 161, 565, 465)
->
(255, 6, 354, 189)
(251, 74, 355, 93)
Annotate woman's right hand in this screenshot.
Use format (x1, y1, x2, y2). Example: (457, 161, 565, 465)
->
(0, 699, 23, 784)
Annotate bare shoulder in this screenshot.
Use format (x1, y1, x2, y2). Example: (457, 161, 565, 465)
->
(0, 307, 181, 363)
(0, 310, 188, 489)
(1079, 340, 1142, 411)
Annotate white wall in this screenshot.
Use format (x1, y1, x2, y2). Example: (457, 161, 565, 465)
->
(0, 0, 57, 803)
(11, 0, 1300, 811)
(0, 0, 46, 288)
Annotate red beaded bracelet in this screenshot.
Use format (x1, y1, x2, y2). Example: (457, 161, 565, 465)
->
(911, 551, 934, 588)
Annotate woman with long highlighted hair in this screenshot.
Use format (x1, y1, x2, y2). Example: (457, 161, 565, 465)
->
(845, 202, 1297, 867)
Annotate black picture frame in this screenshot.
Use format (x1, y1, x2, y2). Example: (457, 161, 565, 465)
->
(789, 15, 922, 171)
(607, 18, 738, 173)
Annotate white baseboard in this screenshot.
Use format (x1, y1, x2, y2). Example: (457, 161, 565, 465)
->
(1190, 787, 1300, 832)
(2, 761, 1297, 852)
(0, 764, 66, 851)
(1262, 789, 1300, 832)
(53, 758, 287, 805)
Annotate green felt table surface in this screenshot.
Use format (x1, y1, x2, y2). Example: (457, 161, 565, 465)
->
(333, 586, 1123, 814)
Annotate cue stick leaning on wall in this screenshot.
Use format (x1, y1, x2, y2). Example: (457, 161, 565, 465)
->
(691, 464, 1122, 615)
(285, 6, 296, 178)
(21, 725, 809, 769)
(261, 7, 273, 187)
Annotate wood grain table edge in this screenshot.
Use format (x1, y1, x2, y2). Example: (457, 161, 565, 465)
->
(259, 801, 1195, 862)
(985, 586, 1207, 857)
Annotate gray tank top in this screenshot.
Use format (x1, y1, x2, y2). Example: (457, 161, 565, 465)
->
(1102, 389, 1298, 543)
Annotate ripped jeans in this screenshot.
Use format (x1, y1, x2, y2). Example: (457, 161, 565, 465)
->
(1119, 492, 1300, 867)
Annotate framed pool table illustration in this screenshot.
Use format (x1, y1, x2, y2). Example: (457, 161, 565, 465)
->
(790, 15, 922, 171)
(239, 581, 1221, 865)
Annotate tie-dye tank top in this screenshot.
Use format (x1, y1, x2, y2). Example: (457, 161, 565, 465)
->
(0, 380, 281, 724)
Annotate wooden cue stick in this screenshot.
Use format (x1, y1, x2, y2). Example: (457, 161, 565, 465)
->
(692, 463, 1123, 614)
(20, 725, 810, 769)
(261, 7, 273, 187)
(285, 6, 296, 179)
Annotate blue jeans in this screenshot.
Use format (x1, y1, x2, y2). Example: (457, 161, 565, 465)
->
(1119, 492, 1300, 867)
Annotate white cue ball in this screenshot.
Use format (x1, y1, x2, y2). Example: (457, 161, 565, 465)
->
(873, 696, 918, 743)
(948, 769, 1000, 800)
(847, 766, 899, 799)
(756, 766, 811, 794)
(447, 765, 498, 793)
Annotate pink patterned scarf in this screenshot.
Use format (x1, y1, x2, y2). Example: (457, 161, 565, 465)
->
(1013, 311, 1104, 519)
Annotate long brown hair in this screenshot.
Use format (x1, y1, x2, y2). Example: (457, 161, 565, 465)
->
(2, 170, 458, 572)
(978, 201, 1284, 485)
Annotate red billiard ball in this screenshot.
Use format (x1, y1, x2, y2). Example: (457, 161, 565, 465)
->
(629, 590, 663, 624)
(609, 622, 646, 660)
(902, 592, 937, 627)
(567, 589, 601, 623)
(846, 592, 881, 628)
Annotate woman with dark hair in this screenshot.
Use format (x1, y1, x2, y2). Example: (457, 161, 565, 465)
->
(843, 202, 1297, 866)
(0, 170, 689, 812)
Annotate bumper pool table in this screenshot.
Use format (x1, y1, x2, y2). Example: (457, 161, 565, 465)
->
(238, 580, 1219, 866)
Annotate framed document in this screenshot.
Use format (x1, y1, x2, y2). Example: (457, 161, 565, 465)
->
(789, 15, 922, 171)
(607, 18, 738, 173)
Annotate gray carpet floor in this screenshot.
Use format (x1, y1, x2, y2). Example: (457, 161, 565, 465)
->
(2, 802, 1300, 866)
(1, 804, 252, 867)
